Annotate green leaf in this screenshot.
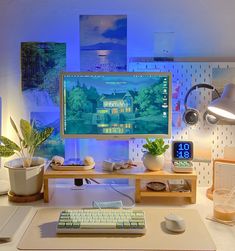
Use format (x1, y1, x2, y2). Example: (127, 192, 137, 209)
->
(146, 138, 151, 145)
(0, 136, 21, 151)
(164, 145, 169, 150)
(0, 145, 15, 157)
(20, 119, 33, 146)
(22, 139, 28, 148)
(143, 138, 169, 156)
(30, 128, 38, 145)
(10, 117, 19, 134)
(10, 117, 23, 141)
(34, 127, 54, 147)
(142, 143, 148, 149)
(158, 138, 164, 146)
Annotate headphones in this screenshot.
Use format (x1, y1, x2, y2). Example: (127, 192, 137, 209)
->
(183, 83, 220, 125)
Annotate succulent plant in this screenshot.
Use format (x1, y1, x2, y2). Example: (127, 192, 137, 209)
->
(0, 117, 53, 167)
(143, 138, 169, 156)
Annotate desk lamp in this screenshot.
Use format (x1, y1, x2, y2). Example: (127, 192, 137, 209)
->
(208, 83, 235, 120)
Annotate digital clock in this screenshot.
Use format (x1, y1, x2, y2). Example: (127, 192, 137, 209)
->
(172, 141, 193, 161)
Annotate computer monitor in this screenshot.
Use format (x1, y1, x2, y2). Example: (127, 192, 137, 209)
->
(60, 72, 172, 139)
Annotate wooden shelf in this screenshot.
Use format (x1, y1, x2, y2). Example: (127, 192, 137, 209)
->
(129, 56, 235, 63)
(140, 189, 192, 198)
(43, 163, 197, 204)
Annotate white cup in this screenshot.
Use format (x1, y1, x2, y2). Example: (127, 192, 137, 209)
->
(102, 161, 115, 172)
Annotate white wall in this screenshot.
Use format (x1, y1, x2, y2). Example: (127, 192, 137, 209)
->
(1, 0, 235, 135)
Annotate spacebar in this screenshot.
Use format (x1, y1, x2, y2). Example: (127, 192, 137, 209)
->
(80, 223, 116, 228)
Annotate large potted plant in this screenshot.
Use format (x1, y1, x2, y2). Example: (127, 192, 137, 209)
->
(142, 138, 169, 171)
(0, 117, 53, 196)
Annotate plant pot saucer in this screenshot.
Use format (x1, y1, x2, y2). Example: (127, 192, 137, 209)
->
(8, 191, 43, 203)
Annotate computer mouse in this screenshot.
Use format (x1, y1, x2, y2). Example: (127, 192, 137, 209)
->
(164, 214, 186, 233)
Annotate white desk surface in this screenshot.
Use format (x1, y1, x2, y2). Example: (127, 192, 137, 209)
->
(0, 184, 234, 251)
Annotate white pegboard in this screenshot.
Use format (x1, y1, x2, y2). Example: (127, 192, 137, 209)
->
(128, 61, 235, 187)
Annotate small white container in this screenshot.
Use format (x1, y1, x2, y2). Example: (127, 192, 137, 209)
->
(142, 152, 164, 171)
(5, 157, 45, 196)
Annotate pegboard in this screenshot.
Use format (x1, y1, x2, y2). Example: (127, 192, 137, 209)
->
(128, 61, 235, 187)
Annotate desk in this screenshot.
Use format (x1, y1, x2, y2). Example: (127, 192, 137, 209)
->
(0, 187, 234, 251)
(43, 165, 197, 203)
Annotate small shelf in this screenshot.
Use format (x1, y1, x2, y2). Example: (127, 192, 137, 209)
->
(135, 170, 197, 203)
(140, 189, 192, 198)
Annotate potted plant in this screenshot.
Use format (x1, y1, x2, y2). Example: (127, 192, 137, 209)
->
(0, 117, 53, 196)
(142, 138, 169, 171)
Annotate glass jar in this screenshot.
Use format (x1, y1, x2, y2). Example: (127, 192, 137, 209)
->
(213, 188, 235, 222)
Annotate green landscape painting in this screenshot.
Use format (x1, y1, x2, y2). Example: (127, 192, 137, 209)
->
(21, 42, 66, 106)
(21, 42, 66, 157)
(63, 74, 169, 135)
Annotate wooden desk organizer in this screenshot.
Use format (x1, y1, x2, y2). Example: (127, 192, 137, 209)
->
(43, 164, 197, 203)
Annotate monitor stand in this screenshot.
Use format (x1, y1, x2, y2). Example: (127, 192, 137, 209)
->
(66, 138, 129, 187)
(74, 178, 83, 186)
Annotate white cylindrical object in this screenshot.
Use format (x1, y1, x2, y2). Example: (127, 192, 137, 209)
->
(102, 161, 115, 172)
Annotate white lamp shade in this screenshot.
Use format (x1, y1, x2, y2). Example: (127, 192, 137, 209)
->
(208, 83, 235, 120)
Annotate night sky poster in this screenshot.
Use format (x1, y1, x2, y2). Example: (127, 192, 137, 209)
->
(80, 15, 127, 72)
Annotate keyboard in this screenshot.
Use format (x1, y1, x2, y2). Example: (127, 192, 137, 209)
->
(56, 209, 146, 234)
(173, 160, 193, 167)
(173, 161, 193, 172)
(0, 206, 32, 241)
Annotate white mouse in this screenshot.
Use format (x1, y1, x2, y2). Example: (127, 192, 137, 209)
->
(164, 214, 186, 233)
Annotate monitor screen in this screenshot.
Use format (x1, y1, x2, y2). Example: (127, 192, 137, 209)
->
(60, 72, 172, 139)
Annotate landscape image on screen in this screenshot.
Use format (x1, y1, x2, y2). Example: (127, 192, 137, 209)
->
(63, 74, 170, 135)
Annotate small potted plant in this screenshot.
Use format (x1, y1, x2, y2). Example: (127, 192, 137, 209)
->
(0, 117, 53, 196)
(142, 138, 169, 171)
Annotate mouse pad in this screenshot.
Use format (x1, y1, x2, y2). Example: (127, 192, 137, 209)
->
(18, 207, 216, 250)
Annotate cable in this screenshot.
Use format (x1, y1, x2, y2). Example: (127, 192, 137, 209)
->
(109, 183, 136, 209)
(93, 201, 102, 210)
(89, 178, 100, 184)
(70, 176, 135, 209)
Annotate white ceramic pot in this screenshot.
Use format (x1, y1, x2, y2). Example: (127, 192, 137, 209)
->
(142, 152, 164, 171)
(4, 157, 45, 196)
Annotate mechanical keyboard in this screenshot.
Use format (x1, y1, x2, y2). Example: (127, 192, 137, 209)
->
(56, 209, 146, 234)
(172, 160, 193, 172)
(173, 160, 193, 167)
